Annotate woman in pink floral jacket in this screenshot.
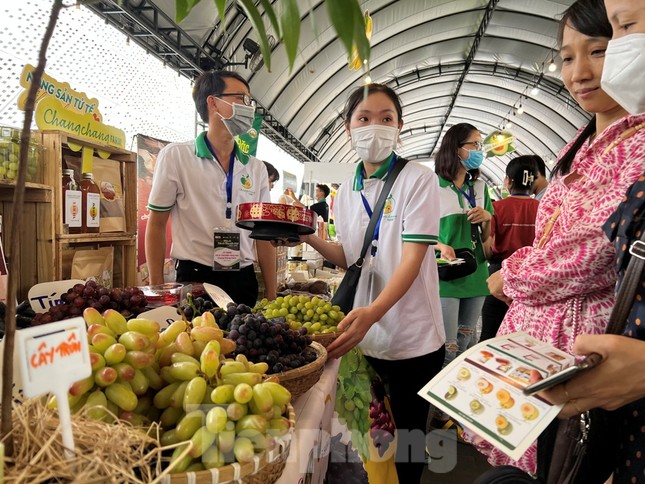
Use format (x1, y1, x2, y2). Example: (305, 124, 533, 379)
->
(482, 0, 645, 473)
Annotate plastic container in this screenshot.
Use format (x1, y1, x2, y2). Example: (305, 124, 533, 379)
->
(80, 172, 100, 233)
(0, 126, 41, 182)
(139, 283, 184, 308)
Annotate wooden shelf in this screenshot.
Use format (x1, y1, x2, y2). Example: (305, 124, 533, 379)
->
(57, 233, 136, 244)
(0, 181, 52, 203)
(39, 130, 136, 161)
(40, 131, 138, 288)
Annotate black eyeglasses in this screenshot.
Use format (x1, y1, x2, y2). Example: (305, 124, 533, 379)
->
(213, 92, 256, 107)
(460, 141, 483, 150)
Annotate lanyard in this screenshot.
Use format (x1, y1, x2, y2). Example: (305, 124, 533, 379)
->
(357, 156, 396, 256)
(205, 136, 236, 220)
(458, 182, 476, 209)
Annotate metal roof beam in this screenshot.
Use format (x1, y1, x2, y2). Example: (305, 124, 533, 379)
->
(428, 0, 500, 154)
(85, 0, 319, 164)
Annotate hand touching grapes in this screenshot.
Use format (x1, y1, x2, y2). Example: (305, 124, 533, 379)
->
(326, 306, 378, 359)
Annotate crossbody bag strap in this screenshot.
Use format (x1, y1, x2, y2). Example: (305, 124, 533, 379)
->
(606, 229, 645, 335)
(356, 158, 409, 265)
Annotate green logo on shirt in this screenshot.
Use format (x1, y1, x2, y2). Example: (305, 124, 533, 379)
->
(240, 174, 252, 189)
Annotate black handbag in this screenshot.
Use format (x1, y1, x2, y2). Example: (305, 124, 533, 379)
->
(437, 247, 477, 281)
(437, 185, 482, 281)
(331, 159, 408, 313)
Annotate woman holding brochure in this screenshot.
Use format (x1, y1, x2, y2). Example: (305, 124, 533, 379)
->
(538, 0, 645, 482)
(480, 0, 645, 473)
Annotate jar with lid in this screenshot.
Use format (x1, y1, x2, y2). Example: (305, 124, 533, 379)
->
(63, 169, 82, 234)
(80, 172, 100, 233)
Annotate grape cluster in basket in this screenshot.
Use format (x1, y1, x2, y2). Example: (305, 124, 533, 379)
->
(254, 295, 345, 335)
(63, 307, 293, 474)
(32, 281, 148, 325)
(222, 304, 318, 375)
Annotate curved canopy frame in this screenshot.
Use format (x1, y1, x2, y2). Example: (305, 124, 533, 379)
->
(88, 0, 586, 184)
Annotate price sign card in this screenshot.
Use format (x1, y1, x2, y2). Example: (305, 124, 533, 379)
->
(16, 317, 91, 396)
(28, 279, 85, 313)
(16, 318, 91, 455)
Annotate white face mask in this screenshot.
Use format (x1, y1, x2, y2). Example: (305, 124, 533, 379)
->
(350, 125, 399, 163)
(216, 98, 256, 136)
(601, 33, 645, 115)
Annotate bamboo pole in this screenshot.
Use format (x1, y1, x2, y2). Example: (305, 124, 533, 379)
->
(1, 0, 64, 456)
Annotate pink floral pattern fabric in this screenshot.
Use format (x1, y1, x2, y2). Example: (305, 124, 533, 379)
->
(477, 114, 645, 473)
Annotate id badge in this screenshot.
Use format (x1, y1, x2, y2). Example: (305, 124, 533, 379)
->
(213, 226, 241, 271)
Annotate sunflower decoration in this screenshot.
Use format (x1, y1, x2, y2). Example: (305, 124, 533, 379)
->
(483, 130, 517, 158)
(348, 11, 373, 70)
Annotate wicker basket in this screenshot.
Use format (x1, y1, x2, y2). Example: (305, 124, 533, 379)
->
(310, 331, 340, 348)
(274, 341, 327, 399)
(166, 404, 296, 484)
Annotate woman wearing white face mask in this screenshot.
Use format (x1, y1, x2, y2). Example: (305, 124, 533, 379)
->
(434, 123, 494, 366)
(535, 2, 645, 481)
(476, 0, 645, 474)
(301, 83, 446, 483)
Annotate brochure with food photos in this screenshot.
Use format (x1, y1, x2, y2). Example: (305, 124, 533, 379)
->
(418, 332, 574, 460)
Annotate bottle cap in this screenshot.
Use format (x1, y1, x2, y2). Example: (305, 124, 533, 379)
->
(81, 172, 93, 179)
(62, 169, 74, 176)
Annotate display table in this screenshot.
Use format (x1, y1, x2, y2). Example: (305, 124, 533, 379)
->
(275, 357, 340, 484)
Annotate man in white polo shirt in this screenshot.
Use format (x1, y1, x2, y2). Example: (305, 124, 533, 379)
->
(145, 70, 276, 306)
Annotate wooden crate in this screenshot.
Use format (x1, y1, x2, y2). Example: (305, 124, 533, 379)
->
(0, 181, 54, 300)
(39, 131, 137, 288)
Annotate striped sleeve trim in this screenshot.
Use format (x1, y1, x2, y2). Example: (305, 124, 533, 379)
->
(402, 234, 438, 244)
(146, 203, 174, 212)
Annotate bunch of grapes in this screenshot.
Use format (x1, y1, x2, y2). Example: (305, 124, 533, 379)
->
(224, 308, 317, 374)
(254, 295, 345, 335)
(0, 300, 37, 337)
(149, 313, 293, 473)
(210, 302, 254, 331)
(50, 307, 161, 426)
(177, 293, 216, 321)
(31, 281, 148, 326)
(368, 379, 395, 457)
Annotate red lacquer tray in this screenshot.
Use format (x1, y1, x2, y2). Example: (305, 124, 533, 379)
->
(236, 202, 317, 242)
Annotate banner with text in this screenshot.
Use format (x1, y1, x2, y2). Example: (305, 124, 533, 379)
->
(19, 64, 125, 149)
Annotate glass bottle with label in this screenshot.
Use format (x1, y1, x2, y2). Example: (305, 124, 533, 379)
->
(80, 172, 100, 233)
(62, 169, 82, 234)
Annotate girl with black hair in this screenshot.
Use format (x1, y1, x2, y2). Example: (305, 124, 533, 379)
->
(479, 155, 540, 342)
(435, 122, 494, 364)
(481, 0, 645, 473)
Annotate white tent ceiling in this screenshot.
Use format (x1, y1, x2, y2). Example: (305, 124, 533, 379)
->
(78, 1, 589, 185)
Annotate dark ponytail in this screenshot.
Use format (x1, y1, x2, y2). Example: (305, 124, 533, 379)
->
(551, 118, 596, 178)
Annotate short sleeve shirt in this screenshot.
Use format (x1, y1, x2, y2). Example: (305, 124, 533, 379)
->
(437, 176, 494, 298)
(334, 155, 445, 360)
(147, 132, 271, 268)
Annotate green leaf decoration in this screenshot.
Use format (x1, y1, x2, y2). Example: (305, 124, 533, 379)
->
(175, 0, 201, 23)
(259, 0, 281, 39)
(325, 0, 357, 57)
(352, 4, 371, 67)
(280, 0, 300, 71)
(237, 0, 273, 71)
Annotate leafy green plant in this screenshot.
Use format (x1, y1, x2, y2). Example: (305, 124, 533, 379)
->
(175, 0, 370, 72)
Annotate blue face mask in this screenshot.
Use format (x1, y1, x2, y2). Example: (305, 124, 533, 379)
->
(461, 150, 484, 170)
